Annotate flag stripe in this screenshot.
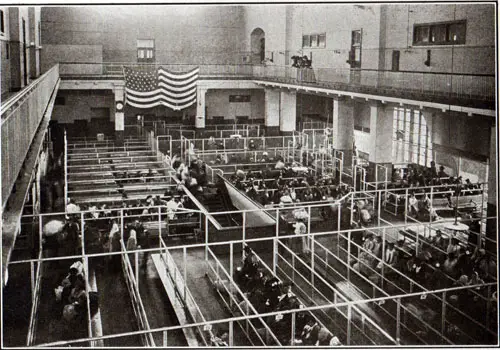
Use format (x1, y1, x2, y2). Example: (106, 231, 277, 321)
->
(126, 97, 197, 110)
(125, 82, 197, 97)
(124, 66, 199, 110)
(158, 74, 198, 87)
(126, 90, 197, 105)
(158, 67, 200, 80)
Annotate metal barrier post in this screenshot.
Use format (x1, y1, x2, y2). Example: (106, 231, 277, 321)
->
(120, 209, 124, 240)
(229, 321, 234, 347)
(135, 251, 139, 288)
(81, 212, 86, 255)
(416, 224, 420, 256)
(291, 311, 296, 345)
(441, 290, 447, 337)
(396, 297, 401, 344)
(347, 304, 352, 345)
(158, 207, 162, 238)
(64, 130, 68, 206)
(347, 231, 351, 282)
(183, 246, 187, 302)
(30, 261, 35, 301)
(84, 256, 93, 346)
(404, 188, 409, 225)
(205, 216, 209, 261)
(242, 212, 246, 258)
(273, 238, 277, 274)
(311, 234, 315, 290)
(38, 217, 43, 253)
(169, 137, 172, 158)
(307, 206, 312, 250)
(230, 242, 234, 307)
(337, 203, 341, 232)
(163, 331, 168, 347)
(381, 229, 386, 290)
(276, 208, 280, 237)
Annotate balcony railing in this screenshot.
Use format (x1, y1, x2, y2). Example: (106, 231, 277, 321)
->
(57, 62, 495, 106)
(253, 66, 495, 105)
(1, 64, 60, 208)
(58, 62, 254, 78)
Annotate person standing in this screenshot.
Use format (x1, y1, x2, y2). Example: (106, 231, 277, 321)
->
(293, 219, 308, 255)
(109, 220, 121, 272)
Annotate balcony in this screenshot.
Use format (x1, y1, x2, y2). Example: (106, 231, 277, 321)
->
(1, 64, 60, 209)
(57, 62, 495, 110)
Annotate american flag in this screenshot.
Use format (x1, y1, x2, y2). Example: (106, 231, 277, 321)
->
(124, 66, 199, 110)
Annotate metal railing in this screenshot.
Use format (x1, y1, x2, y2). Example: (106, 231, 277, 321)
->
(1, 64, 60, 209)
(253, 66, 495, 103)
(9, 204, 498, 347)
(56, 62, 494, 104)
(58, 62, 254, 78)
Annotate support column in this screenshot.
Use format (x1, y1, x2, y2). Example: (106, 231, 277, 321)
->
(279, 90, 297, 134)
(114, 87, 125, 146)
(265, 89, 280, 136)
(196, 87, 207, 129)
(331, 97, 354, 165)
(367, 102, 394, 181)
(486, 124, 497, 254)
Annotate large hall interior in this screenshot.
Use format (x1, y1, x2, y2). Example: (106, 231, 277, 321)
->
(0, 3, 498, 348)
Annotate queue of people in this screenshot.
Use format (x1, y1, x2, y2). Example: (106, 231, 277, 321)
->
(234, 246, 341, 346)
(53, 261, 98, 335)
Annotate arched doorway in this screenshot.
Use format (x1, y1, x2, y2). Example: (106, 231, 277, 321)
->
(250, 28, 265, 64)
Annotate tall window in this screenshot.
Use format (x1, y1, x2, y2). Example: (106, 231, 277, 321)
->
(392, 108, 432, 166)
(413, 20, 466, 45)
(348, 30, 362, 68)
(0, 10, 5, 35)
(137, 39, 155, 63)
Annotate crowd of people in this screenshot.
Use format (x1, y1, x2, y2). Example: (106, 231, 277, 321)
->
(228, 158, 348, 208)
(386, 162, 483, 221)
(231, 245, 340, 346)
(111, 167, 162, 185)
(348, 226, 495, 327)
(390, 162, 482, 193)
(53, 261, 98, 333)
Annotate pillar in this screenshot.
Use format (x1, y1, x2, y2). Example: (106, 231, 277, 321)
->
(486, 124, 497, 253)
(331, 97, 354, 165)
(367, 103, 394, 181)
(265, 89, 280, 136)
(196, 87, 207, 129)
(114, 87, 125, 146)
(279, 90, 297, 134)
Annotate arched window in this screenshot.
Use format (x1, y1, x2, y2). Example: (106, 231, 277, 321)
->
(250, 28, 265, 64)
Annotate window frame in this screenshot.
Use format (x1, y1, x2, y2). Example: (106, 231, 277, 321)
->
(392, 108, 432, 166)
(302, 33, 326, 48)
(137, 39, 155, 63)
(0, 10, 4, 35)
(349, 29, 362, 69)
(413, 20, 466, 46)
